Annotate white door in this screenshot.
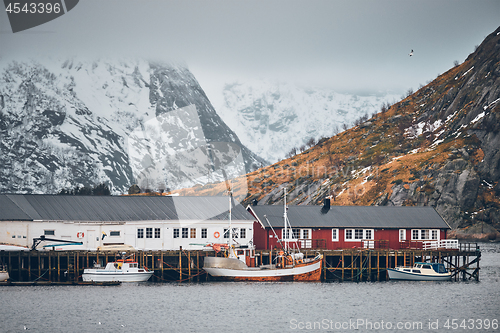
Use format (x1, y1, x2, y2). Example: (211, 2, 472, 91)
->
(87, 230, 96, 250)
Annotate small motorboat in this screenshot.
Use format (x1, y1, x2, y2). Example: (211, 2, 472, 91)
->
(0, 265, 9, 282)
(82, 255, 153, 282)
(387, 262, 451, 281)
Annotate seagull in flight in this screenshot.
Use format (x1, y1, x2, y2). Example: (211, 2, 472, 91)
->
(409, 49, 414, 57)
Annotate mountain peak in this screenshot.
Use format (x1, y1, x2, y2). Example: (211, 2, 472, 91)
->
(175, 26, 500, 236)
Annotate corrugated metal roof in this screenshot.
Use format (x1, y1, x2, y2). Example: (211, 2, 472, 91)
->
(0, 195, 252, 222)
(250, 205, 450, 229)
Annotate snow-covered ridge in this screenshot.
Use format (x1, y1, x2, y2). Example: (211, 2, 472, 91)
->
(215, 81, 400, 163)
(0, 58, 263, 194)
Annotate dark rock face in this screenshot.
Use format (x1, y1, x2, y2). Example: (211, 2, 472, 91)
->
(0, 59, 266, 194)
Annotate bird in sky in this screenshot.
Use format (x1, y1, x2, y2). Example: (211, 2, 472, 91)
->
(409, 49, 414, 57)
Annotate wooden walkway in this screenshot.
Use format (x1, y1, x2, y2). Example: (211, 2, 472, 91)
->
(0, 243, 480, 283)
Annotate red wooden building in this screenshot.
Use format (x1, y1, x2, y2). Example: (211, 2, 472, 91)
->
(248, 199, 451, 251)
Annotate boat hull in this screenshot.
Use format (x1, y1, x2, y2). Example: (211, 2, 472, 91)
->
(0, 271, 9, 282)
(387, 268, 451, 281)
(82, 271, 153, 282)
(203, 257, 322, 282)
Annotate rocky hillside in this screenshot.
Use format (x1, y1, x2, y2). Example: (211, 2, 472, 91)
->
(173, 26, 500, 237)
(216, 81, 399, 163)
(0, 58, 266, 194)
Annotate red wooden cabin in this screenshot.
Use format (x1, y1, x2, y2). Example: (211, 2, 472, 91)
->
(248, 199, 451, 251)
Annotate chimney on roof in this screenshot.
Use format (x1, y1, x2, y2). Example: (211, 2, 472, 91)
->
(321, 197, 331, 214)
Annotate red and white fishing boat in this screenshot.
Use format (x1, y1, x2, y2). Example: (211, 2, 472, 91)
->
(203, 189, 323, 281)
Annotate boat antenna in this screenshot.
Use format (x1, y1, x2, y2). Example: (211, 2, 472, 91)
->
(222, 169, 235, 258)
(283, 187, 289, 255)
(263, 215, 285, 251)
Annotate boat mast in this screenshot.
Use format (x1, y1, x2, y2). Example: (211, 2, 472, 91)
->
(283, 188, 288, 255)
(228, 188, 232, 257)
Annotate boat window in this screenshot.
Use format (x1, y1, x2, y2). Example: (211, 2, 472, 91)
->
(403, 269, 411, 272)
(416, 264, 421, 268)
(412, 269, 421, 273)
(422, 265, 432, 269)
(433, 264, 447, 273)
(130, 263, 137, 268)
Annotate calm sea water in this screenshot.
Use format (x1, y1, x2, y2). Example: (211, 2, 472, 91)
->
(2, 243, 499, 333)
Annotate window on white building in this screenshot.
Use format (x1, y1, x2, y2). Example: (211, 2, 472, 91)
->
(44, 230, 55, 236)
(110, 231, 120, 237)
(240, 228, 246, 239)
(190, 228, 196, 238)
(173, 228, 179, 238)
(182, 228, 188, 238)
(137, 228, 144, 239)
(146, 228, 153, 238)
(154, 228, 161, 238)
(201, 228, 207, 238)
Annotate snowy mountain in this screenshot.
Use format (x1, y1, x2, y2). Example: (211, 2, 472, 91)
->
(0, 58, 266, 194)
(215, 81, 400, 163)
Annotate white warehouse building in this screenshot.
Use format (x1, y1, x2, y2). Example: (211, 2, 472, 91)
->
(0, 194, 254, 251)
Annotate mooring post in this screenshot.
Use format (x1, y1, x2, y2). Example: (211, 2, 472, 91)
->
(188, 250, 191, 282)
(179, 247, 182, 282)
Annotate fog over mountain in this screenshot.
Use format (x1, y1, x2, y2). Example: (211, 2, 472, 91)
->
(0, 58, 266, 194)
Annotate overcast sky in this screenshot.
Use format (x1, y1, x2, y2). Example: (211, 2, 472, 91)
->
(1, 0, 499, 103)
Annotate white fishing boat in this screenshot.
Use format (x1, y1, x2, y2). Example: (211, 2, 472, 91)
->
(0, 265, 9, 282)
(387, 262, 451, 281)
(82, 255, 153, 282)
(203, 188, 323, 282)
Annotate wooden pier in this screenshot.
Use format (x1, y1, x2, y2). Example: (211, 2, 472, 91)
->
(0, 243, 480, 283)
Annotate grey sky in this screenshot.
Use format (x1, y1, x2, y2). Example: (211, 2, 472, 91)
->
(1, 0, 499, 102)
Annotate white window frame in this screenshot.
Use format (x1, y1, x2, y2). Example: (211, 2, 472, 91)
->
(109, 231, 121, 237)
(44, 230, 55, 236)
(399, 229, 406, 242)
(332, 229, 339, 242)
(411, 229, 440, 241)
(344, 229, 374, 241)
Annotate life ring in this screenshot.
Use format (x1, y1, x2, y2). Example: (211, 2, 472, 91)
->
(77, 232, 84, 238)
(214, 231, 220, 238)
